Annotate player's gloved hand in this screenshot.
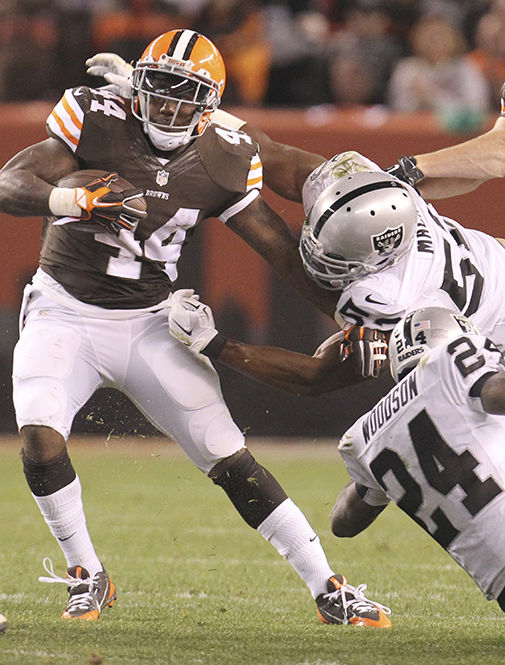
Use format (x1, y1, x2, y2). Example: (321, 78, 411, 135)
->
(386, 156, 424, 188)
(86, 53, 133, 98)
(341, 326, 388, 378)
(168, 291, 228, 358)
(49, 173, 146, 235)
(168, 288, 196, 305)
(500, 81, 505, 116)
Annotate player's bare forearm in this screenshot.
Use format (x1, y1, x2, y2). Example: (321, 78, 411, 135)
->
(228, 198, 337, 318)
(330, 482, 386, 538)
(417, 177, 487, 199)
(217, 338, 367, 395)
(414, 117, 505, 198)
(244, 125, 325, 202)
(0, 138, 78, 216)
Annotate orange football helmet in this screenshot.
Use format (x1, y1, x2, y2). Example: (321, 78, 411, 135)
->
(131, 30, 226, 151)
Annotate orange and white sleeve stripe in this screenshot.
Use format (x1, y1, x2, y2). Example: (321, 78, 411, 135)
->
(46, 90, 84, 152)
(246, 154, 263, 192)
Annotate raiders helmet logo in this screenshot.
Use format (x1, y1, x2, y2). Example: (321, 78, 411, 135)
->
(372, 225, 404, 255)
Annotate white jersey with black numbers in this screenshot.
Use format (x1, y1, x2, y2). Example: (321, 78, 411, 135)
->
(302, 153, 505, 348)
(339, 334, 505, 600)
(336, 189, 505, 348)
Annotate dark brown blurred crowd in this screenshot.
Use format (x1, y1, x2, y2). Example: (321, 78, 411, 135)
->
(1, 0, 504, 120)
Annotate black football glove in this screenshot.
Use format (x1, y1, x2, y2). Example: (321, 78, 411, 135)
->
(386, 156, 424, 188)
(341, 326, 388, 378)
(75, 173, 146, 234)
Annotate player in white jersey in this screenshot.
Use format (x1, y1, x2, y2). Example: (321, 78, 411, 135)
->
(299, 166, 505, 350)
(332, 306, 505, 610)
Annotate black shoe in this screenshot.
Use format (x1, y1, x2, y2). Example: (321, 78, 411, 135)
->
(316, 575, 392, 628)
(39, 557, 116, 621)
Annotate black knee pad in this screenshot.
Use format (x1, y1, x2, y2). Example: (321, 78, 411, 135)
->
(209, 449, 288, 529)
(22, 448, 76, 496)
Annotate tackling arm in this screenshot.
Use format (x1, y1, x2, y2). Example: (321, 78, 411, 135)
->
(227, 196, 338, 319)
(168, 292, 386, 391)
(243, 125, 325, 203)
(330, 482, 387, 538)
(216, 333, 368, 395)
(388, 117, 505, 199)
(416, 117, 505, 181)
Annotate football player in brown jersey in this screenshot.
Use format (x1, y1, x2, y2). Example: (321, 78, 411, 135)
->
(85, 51, 326, 207)
(0, 30, 391, 627)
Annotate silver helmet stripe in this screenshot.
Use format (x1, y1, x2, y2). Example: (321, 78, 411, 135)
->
(314, 181, 407, 238)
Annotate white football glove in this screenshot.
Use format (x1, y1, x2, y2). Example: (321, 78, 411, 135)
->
(313, 331, 345, 358)
(168, 291, 227, 357)
(86, 53, 133, 98)
(341, 326, 388, 378)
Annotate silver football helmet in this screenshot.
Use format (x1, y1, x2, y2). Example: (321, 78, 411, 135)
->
(299, 171, 418, 290)
(389, 306, 480, 382)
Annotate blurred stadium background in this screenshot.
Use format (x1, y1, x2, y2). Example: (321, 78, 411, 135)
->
(1, 0, 504, 439)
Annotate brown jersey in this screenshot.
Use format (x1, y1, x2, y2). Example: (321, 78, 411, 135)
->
(43, 86, 262, 309)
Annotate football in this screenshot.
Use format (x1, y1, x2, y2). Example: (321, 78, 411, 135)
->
(52, 169, 147, 233)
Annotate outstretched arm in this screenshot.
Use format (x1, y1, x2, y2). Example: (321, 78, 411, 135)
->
(242, 125, 325, 203)
(387, 116, 505, 199)
(168, 292, 387, 391)
(416, 116, 505, 181)
(216, 333, 367, 395)
(227, 195, 338, 319)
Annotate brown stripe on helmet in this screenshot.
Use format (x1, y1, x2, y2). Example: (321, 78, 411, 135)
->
(166, 29, 184, 56)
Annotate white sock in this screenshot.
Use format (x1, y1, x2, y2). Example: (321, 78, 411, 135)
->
(32, 476, 102, 577)
(257, 498, 334, 598)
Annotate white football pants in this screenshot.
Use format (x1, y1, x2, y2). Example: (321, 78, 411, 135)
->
(12, 286, 245, 473)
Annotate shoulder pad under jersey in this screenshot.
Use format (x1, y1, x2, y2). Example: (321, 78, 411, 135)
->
(197, 124, 262, 194)
(212, 109, 246, 130)
(46, 86, 129, 155)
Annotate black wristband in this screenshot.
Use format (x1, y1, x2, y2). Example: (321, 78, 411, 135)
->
(398, 155, 424, 185)
(387, 155, 424, 188)
(201, 332, 228, 359)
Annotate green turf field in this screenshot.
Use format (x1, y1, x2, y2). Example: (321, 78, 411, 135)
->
(0, 435, 502, 665)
